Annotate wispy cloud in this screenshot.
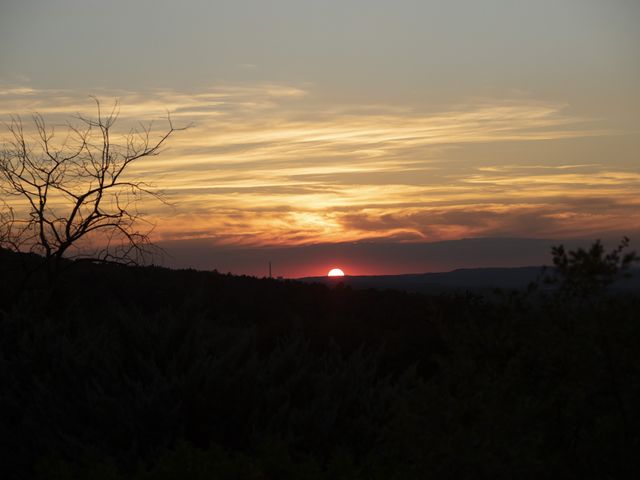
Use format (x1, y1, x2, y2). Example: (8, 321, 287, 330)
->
(1, 83, 636, 246)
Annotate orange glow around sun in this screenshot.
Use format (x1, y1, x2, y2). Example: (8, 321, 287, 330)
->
(327, 268, 345, 277)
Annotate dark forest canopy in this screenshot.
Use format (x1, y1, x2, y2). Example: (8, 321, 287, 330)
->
(1, 241, 639, 479)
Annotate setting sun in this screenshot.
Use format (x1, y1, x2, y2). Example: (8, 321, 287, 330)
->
(1, 1, 639, 476)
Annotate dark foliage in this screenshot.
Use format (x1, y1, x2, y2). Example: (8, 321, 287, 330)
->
(546, 237, 638, 297)
(1, 241, 639, 479)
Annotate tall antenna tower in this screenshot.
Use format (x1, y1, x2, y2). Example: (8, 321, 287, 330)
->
(268, 261, 272, 278)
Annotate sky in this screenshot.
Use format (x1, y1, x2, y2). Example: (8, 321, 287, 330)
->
(1, 0, 639, 276)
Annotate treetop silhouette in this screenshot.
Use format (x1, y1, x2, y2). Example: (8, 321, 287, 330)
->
(0, 98, 186, 278)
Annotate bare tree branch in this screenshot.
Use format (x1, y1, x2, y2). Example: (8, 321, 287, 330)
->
(0, 98, 187, 281)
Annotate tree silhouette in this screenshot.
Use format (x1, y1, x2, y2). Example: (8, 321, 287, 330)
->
(0, 99, 186, 279)
(547, 237, 638, 297)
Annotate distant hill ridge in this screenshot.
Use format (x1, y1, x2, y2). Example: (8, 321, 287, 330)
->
(300, 265, 640, 293)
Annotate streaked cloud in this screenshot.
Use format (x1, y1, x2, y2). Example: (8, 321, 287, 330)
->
(1, 83, 638, 247)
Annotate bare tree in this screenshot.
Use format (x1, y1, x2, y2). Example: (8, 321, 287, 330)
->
(0, 99, 186, 281)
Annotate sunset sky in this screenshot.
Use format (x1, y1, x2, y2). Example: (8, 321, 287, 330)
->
(1, 0, 639, 277)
